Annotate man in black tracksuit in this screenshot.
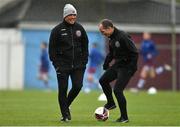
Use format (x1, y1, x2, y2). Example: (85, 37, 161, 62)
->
(98, 19, 138, 123)
(48, 4, 88, 122)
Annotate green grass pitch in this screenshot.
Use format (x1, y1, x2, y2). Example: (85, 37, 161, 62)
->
(0, 90, 180, 126)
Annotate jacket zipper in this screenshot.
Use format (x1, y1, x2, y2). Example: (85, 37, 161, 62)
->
(71, 27, 74, 68)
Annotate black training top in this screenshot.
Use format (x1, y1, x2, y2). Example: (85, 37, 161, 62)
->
(103, 27, 138, 71)
(49, 20, 89, 71)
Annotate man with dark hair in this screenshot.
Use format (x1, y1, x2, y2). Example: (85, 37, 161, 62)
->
(38, 42, 50, 89)
(86, 42, 104, 92)
(98, 19, 138, 123)
(49, 4, 89, 122)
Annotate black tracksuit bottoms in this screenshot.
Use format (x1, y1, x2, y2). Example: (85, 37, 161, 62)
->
(99, 67, 134, 119)
(56, 68, 85, 117)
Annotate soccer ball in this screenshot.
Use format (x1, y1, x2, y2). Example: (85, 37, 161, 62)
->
(94, 107, 109, 121)
(147, 87, 157, 94)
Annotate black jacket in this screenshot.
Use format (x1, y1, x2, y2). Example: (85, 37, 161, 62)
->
(49, 20, 89, 71)
(103, 27, 138, 72)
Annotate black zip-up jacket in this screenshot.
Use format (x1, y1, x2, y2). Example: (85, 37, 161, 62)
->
(103, 27, 138, 72)
(49, 20, 89, 71)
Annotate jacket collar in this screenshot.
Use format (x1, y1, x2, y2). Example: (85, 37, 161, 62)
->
(109, 27, 118, 39)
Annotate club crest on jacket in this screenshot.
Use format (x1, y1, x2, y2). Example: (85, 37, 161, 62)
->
(115, 41, 120, 48)
(76, 30, 81, 37)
